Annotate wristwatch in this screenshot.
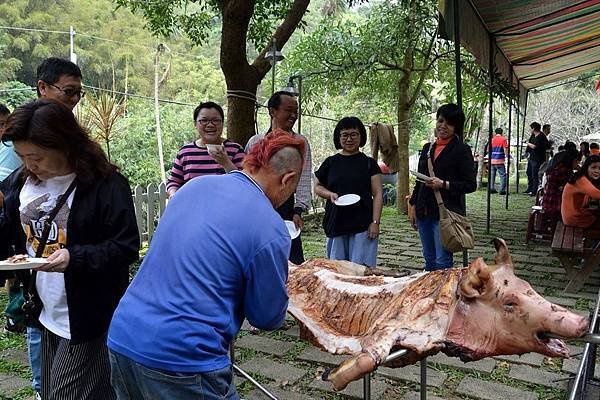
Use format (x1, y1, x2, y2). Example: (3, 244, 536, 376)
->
(372, 220, 379, 225)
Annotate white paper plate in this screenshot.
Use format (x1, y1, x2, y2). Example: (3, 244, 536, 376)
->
(0, 257, 48, 270)
(284, 220, 301, 239)
(334, 194, 360, 206)
(410, 170, 431, 181)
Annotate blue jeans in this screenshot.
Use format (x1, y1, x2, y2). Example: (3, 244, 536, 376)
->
(417, 215, 453, 271)
(27, 325, 42, 393)
(109, 350, 239, 400)
(490, 164, 507, 192)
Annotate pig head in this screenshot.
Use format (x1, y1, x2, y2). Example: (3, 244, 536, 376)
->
(445, 238, 589, 361)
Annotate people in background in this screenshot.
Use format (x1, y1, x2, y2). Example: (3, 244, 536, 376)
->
(314, 117, 383, 268)
(409, 104, 476, 271)
(579, 142, 590, 162)
(36, 57, 84, 110)
(108, 132, 305, 399)
(0, 104, 21, 182)
(524, 122, 549, 196)
(489, 127, 509, 195)
(590, 142, 599, 156)
(245, 91, 312, 265)
(561, 155, 600, 238)
(0, 100, 139, 400)
(22, 57, 84, 399)
(542, 148, 580, 232)
(166, 102, 245, 198)
(0, 104, 26, 336)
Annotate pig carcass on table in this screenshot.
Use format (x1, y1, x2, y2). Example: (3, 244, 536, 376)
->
(287, 238, 588, 391)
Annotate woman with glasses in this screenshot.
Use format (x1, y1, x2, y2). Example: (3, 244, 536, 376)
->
(314, 117, 383, 268)
(166, 102, 245, 198)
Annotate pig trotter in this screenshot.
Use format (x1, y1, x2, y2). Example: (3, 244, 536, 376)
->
(323, 353, 377, 391)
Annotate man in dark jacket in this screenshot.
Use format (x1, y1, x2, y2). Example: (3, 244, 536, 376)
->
(524, 122, 549, 195)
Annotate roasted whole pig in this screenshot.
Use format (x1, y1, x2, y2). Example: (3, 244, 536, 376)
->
(287, 238, 588, 391)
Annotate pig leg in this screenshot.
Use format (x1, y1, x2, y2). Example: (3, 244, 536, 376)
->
(322, 352, 376, 391)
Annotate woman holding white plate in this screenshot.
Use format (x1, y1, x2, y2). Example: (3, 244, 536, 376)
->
(314, 117, 383, 268)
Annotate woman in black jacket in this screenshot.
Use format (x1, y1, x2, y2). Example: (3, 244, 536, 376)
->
(409, 104, 476, 271)
(0, 99, 139, 400)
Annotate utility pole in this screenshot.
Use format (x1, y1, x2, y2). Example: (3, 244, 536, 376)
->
(154, 44, 167, 183)
(69, 26, 77, 64)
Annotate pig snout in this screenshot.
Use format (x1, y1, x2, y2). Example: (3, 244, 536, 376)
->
(544, 311, 588, 339)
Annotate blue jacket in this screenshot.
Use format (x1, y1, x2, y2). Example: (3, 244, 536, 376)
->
(108, 172, 290, 373)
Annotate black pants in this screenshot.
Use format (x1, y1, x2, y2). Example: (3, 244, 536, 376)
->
(526, 158, 541, 193)
(276, 195, 304, 265)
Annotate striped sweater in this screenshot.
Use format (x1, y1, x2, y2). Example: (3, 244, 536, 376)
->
(166, 139, 245, 192)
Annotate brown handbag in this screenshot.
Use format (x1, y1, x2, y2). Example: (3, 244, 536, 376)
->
(427, 156, 474, 253)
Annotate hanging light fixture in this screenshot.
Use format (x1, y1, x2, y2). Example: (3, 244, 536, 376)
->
(282, 77, 299, 96)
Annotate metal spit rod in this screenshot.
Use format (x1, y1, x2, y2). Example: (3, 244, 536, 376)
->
(233, 364, 278, 400)
(364, 349, 415, 400)
(544, 332, 600, 345)
(567, 286, 600, 400)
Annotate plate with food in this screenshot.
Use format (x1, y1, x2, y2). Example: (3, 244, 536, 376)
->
(0, 255, 48, 270)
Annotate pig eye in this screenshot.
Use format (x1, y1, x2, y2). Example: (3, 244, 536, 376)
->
(503, 300, 518, 311)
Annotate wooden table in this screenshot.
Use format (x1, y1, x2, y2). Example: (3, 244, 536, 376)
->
(552, 222, 600, 293)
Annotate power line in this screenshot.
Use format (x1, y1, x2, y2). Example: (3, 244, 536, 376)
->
(0, 25, 69, 34)
(0, 25, 197, 59)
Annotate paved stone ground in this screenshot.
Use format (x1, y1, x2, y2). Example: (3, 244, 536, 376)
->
(0, 190, 598, 399)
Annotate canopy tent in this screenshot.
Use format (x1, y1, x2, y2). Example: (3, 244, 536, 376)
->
(437, 0, 600, 277)
(581, 132, 600, 141)
(439, 0, 600, 109)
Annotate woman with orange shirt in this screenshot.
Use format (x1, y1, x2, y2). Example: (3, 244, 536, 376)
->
(561, 155, 600, 238)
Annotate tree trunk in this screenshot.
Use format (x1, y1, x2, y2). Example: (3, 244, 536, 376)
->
(396, 73, 411, 214)
(220, 0, 310, 147)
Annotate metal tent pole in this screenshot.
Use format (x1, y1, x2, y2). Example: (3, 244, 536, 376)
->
(567, 287, 600, 400)
(452, 0, 468, 268)
(515, 93, 520, 193)
(486, 33, 494, 234)
(505, 97, 512, 209)
(520, 91, 530, 193)
(420, 358, 428, 399)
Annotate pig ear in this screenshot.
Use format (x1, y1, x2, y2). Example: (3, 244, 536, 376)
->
(459, 258, 492, 299)
(492, 237, 513, 268)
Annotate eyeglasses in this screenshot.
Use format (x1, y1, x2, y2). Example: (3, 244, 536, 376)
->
(196, 118, 223, 126)
(44, 82, 85, 98)
(340, 132, 359, 140)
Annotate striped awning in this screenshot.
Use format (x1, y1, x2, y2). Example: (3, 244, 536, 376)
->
(440, 0, 600, 94)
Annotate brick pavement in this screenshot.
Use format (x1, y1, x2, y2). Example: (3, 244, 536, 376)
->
(2, 191, 598, 400)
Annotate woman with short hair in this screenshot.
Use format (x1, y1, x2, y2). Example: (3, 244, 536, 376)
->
(0, 99, 139, 399)
(408, 104, 476, 271)
(166, 101, 245, 198)
(314, 116, 383, 268)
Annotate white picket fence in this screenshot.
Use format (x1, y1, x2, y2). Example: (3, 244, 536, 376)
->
(132, 182, 168, 243)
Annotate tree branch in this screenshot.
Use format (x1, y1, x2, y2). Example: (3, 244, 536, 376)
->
(252, 0, 310, 78)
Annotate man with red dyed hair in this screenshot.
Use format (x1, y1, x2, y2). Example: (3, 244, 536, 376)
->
(108, 131, 304, 399)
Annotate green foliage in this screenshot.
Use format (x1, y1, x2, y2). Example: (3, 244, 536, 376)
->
(106, 98, 195, 186)
(115, 0, 302, 51)
(0, 81, 36, 109)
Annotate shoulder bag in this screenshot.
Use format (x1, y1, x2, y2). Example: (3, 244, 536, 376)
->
(427, 155, 474, 253)
(21, 180, 77, 326)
